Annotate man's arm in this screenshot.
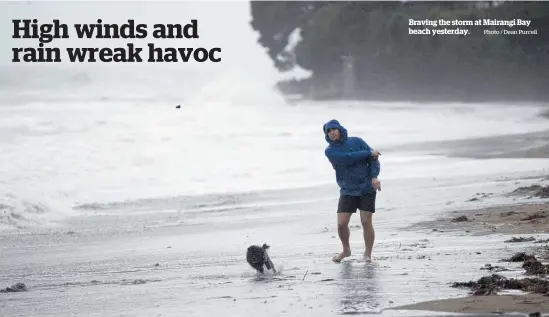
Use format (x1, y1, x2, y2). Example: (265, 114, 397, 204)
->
(356, 137, 379, 157)
(325, 147, 372, 166)
(367, 155, 381, 178)
(357, 138, 381, 177)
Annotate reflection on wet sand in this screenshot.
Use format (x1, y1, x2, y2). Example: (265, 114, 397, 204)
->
(337, 261, 381, 314)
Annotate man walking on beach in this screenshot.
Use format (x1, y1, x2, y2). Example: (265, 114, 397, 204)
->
(323, 119, 381, 263)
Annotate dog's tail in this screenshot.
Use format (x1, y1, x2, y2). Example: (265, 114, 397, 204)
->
(262, 243, 270, 250)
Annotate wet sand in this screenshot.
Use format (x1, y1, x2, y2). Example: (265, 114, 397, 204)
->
(394, 190, 549, 314)
(2, 181, 549, 317)
(2, 112, 549, 316)
(394, 103, 549, 314)
(407, 199, 549, 236)
(388, 111, 549, 314)
(393, 129, 549, 159)
(392, 293, 549, 314)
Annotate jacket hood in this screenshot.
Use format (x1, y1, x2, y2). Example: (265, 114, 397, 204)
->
(323, 119, 348, 145)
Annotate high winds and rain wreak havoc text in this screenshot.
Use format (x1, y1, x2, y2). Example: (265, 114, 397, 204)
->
(11, 19, 222, 63)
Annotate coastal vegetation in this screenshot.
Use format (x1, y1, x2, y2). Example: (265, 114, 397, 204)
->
(250, 1, 549, 102)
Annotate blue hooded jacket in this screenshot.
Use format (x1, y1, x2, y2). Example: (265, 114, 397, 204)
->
(323, 119, 381, 196)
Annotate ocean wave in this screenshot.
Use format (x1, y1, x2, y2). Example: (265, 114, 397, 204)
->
(0, 195, 51, 230)
(72, 184, 335, 214)
(0, 191, 74, 232)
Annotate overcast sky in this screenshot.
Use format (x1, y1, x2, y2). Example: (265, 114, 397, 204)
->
(1, 1, 274, 73)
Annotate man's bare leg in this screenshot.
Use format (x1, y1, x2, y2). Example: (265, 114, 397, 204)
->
(333, 212, 352, 263)
(360, 211, 375, 262)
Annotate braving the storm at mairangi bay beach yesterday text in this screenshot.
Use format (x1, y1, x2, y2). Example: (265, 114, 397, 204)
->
(408, 18, 537, 36)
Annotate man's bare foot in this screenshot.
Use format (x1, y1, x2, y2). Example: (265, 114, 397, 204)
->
(363, 254, 372, 263)
(332, 249, 351, 263)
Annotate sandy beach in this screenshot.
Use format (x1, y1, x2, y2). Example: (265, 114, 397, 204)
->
(2, 63, 549, 316)
(1, 147, 549, 317)
(392, 293, 549, 315)
(394, 198, 549, 315)
(393, 123, 549, 314)
(390, 119, 549, 315)
(390, 123, 549, 315)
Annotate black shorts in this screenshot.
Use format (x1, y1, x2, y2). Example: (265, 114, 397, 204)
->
(337, 192, 376, 213)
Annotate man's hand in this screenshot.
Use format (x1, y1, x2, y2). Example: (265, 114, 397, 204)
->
(371, 178, 381, 191)
(371, 149, 381, 159)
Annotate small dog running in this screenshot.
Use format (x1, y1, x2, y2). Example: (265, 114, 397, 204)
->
(246, 243, 276, 274)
